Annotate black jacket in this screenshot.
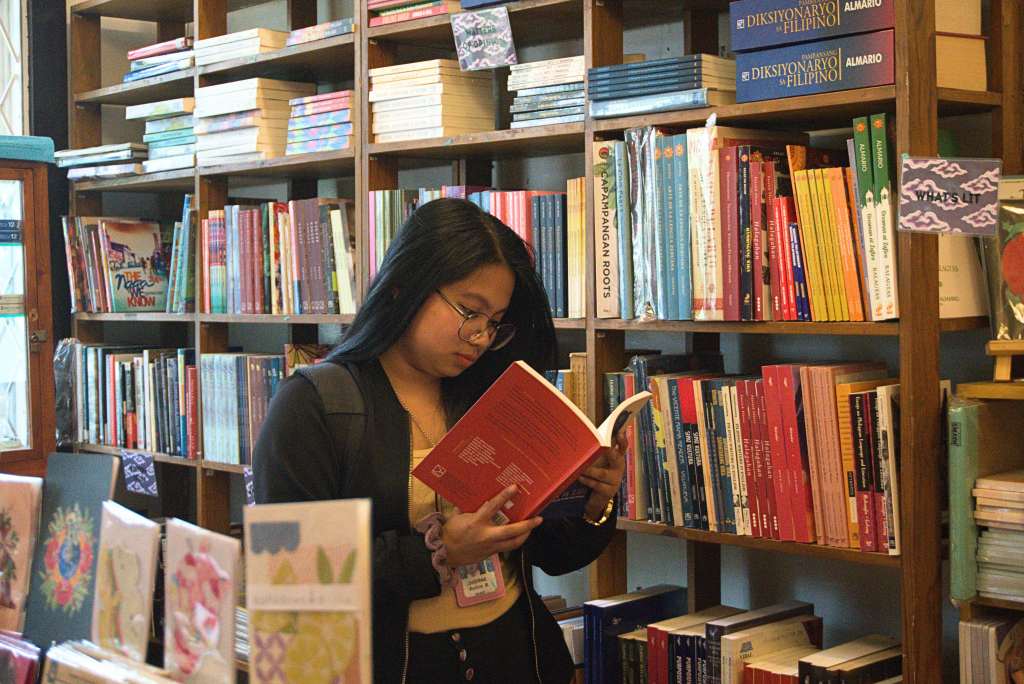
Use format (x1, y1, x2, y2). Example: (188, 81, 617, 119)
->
(253, 358, 617, 684)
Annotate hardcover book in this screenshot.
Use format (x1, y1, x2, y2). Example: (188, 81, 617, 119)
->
(22, 451, 120, 648)
(736, 30, 895, 103)
(244, 499, 372, 684)
(730, 0, 894, 52)
(0, 474, 42, 632)
(91, 501, 160, 661)
(164, 518, 241, 683)
(412, 360, 651, 522)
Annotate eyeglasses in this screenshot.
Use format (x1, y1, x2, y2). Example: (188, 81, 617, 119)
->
(435, 289, 516, 351)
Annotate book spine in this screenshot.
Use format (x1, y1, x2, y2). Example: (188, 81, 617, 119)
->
(851, 392, 878, 552)
(614, 140, 635, 319)
(738, 147, 754, 321)
(752, 378, 781, 539)
(593, 141, 620, 318)
(368, 4, 452, 26)
(828, 167, 864, 321)
(750, 159, 766, 320)
(672, 134, 692, 320)
(668, 378, 695, 528)
(688, 129, 724, 321)
(729, 0, 895, 52)
(869, 112, 899, 320)
(659, 136, 678, 320)
(852, 117, 881, 320)
(737, 380, 762, 538)
(721, 147, 741, 321)
(761, 368, 794, 541)
(186, 365, 198, 459)
(866, 390, 887, 554)
(786, 215, 811, 321)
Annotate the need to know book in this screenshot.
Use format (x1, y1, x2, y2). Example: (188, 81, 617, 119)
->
(412, 360, 652, 522)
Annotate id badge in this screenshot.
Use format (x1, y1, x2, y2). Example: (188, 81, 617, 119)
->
(453, 553, 507, 607)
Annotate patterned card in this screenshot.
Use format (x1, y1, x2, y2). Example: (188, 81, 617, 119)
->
(0, 474, 42, 632)
(23, 451, 120, 647)
(164, 518, 241, 683)
(451, 7, 517, 71)
(91, 501, 160, 661)
(122, 450, 159, 497)
(898, 156, 1002, 235)
(244, 499, 371, 684)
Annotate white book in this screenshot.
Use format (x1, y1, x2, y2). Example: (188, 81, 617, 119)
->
(195, 42, 286, 66)
(330, 206, 357, 315)
(66, 163, 143, 179)
(142, 154, 195, 173)
(368, 67, 489, 85)
(196, 97, 295, 119)
(55, 142, 146, 158)
(721, 615, 821, 684)
(124, 97, 194, 120)
(197, 77, 316, 100)
(371, 114, 493, 134)
(592, 140, 620, 318)
(369, 58, 461, 77)
(197, 148, 280, 165)
(371, 103, 494, 124)
(368, 82, 493, 103)
(197, 127, 286, 150)
(194, 28, 288, 50)
(373, 126, 494, 144)
(149, 143, 195, 159)
(370, 92, 495, 114)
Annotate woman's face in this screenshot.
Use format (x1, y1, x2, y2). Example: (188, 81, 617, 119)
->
(397, 262, 516, 379)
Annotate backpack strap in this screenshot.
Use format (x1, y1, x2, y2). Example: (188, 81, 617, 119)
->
(295, 362, 367, 489)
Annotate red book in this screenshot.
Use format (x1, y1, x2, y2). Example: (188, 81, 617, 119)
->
(866, 391, 888, 553)
(622, 373, 639, 520)
(762, 366, 798, 541)
(127, 36, 192, 61)
(750, 159, 766, 321)
(751, 379, 781, 539)
(736, 380, 762, 538)
(720, 147, 741, 320)
(777, 365, 819, 543)
(368, 3, 455, 26)
(774, 198, 798, 320)
(289, 90, 353, 107)
(763, 162, 788, 321)
(186, 365, 198, 459)
(677, 374, 715, 530)
(413, 361, 652, 522)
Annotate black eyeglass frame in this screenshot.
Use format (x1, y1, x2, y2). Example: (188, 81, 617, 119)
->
(434, 289, 516, 351)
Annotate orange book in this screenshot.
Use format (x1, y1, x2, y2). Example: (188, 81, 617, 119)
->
(843, 167, 871, 318)
(413, 361, 651, 521)
(826, 168, 864, 321)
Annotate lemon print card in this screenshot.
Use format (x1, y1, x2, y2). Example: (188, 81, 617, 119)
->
(244, 499, 372, 684)
(91, 501, 160, 662)
(164, 518, 241, 683)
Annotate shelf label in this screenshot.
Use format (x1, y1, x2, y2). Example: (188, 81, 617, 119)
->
(122, 449, 158, 497)
(451, 6, 517, 71)
(899, 156, 1002, 236)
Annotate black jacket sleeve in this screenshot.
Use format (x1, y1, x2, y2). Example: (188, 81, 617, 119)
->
(524, 499, 619, 576)
(253, 373, 442, 604)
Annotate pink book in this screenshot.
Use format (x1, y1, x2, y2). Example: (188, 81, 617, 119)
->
(127, 36, 192, 61)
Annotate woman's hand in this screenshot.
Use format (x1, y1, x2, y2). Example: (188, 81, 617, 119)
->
(578, 431, 627, 520)
(442, 485, 543, 567)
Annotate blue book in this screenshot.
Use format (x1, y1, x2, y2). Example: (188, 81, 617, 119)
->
(713, 379, 737, 534)
(788, 220, 812, 320)
(699, 379, 726, 530)
(667, 377, 695, 527)
(589, 88, 725, 119)
(23, 452, 120, 647)
(584, 585, 687, 684)
(730, 0, 894, 52)
(613, 141, 634, 319)
(659, 135, 678, 320)
(555, 194, 567, 318)
(671, 134, 692, 320)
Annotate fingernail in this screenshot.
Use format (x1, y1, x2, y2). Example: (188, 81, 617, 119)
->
(507, 484, 518, 494)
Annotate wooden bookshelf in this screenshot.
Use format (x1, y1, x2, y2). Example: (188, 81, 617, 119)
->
(75, 442, 200, 468)
(63, 1, 1024, 682)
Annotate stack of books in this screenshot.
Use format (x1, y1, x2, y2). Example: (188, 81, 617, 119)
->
(973, 470, 1024, 602)
(125, 97, 197, 173)
(56, 143, 148, 181)
(195, 78, 316, 166)
(507, 56, 585, 129)
(960, 615, 1024, 683)
(123, 36, 193, 83)
(193, 28, 288, 67)
(587, 55, 737, 119)
(367, 0, 460, 27)
(202, 199, 357, 315)
(287, 90, 353, 155)
(369, 59, 494, 143)
(286, 17, 356, 46)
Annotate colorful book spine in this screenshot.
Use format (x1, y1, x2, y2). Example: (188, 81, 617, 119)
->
(288, 109, 352, 130)
(285, 136, 352, 155)
(730, 0, 895, 52)
(290, 100, 351, 117)
(286, 122, 354, 143)
(869, 112, 899, 320)
(285, 18, 355, 46)
(593, 141, 621, 318)
(736, 30, 895, 103)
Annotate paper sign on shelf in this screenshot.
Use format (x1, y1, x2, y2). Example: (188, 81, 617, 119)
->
(451, 6, 517, 71)
(898, 156, 1002, 236)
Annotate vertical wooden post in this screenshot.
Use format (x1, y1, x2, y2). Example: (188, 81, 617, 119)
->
(66, 4, 100, 215)
(287, 0, 317, 30)
(991, 0, 1022, 175)
(894, 1, 941, 681)
(682, 10, 720, 58)
(686, 541, 721, 613)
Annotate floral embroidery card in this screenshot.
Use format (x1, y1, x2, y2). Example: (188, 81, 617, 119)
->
(244, 499, 371, 684)
(164, 518, 241, 683)
(0, 474, 42, 632)
(91, 501, 160, 661)
(23, 451, 119, 648)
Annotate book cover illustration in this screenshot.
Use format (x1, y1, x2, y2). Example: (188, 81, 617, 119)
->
(164, 518, 241, 683)
(91, 501, 160, 662)
(0, 474, 42, 632)
(244, 499, 372, 684)
(23, 451, 120, 647)
(982, 178, 1024, 339)
(450, 6, 517, 71)
(100, 220, 169, 312)
(899, 157, 1001, 235)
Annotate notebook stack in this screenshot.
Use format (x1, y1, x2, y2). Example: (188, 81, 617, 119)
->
(125, 97, 196, 173)
(195, 78, 316, 166)
(368, 0, 461, 27)
(287, 90, 353, 155)
(124, 36, 193, 83)
(507, 56, 585, 129)
(286, 17, 355, 46)
(587, 54, 737, 119)
(369, 59, 494, 143)
(974, 469, 1024, 603)
(193, 28, 288, 67)
(56, 143, 148, 181)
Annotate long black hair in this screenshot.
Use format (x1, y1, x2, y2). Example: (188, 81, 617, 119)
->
(329, 197, 557, 423)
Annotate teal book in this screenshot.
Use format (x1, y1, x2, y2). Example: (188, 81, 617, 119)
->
(23, 451, 120, 647)
(948, 397, 1024, 602)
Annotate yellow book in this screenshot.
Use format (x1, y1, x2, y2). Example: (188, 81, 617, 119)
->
(792, 171, 828, 320)
(812, 169, 849, 321)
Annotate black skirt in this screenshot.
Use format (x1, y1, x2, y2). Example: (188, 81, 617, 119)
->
(406, 591, 570, 684)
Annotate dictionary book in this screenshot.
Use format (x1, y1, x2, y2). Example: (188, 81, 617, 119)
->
(730, 0, 895, 52)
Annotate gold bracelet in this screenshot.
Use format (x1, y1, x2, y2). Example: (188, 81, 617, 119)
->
(583, 497, 615, 527)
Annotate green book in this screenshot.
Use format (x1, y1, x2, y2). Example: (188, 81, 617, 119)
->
(948, 397, 1024, 602)
(852, 116, 879, 321)
(868, 112, 898, 320)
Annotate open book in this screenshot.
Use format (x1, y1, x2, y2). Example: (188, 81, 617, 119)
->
(412, 360, 651, 522)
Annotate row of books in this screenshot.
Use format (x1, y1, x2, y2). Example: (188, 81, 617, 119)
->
(959, 615, 1024, 684)
(974, 468, 1024, 604)
(368, 0, 460, 26)
(286, 90, 353, 155)
(201, 198, 357, 316)
(586, 54, 737, 120)
(200, 353, 284, 465)
(5, 455, 371, 682)
(123, 35, 193, 84)
(368, 59, 495, 143)
(507, 56, 585, 129)
(584, 585, 901, 684)
(613, 353, 922, 554)
(367, 185, 586, 318)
